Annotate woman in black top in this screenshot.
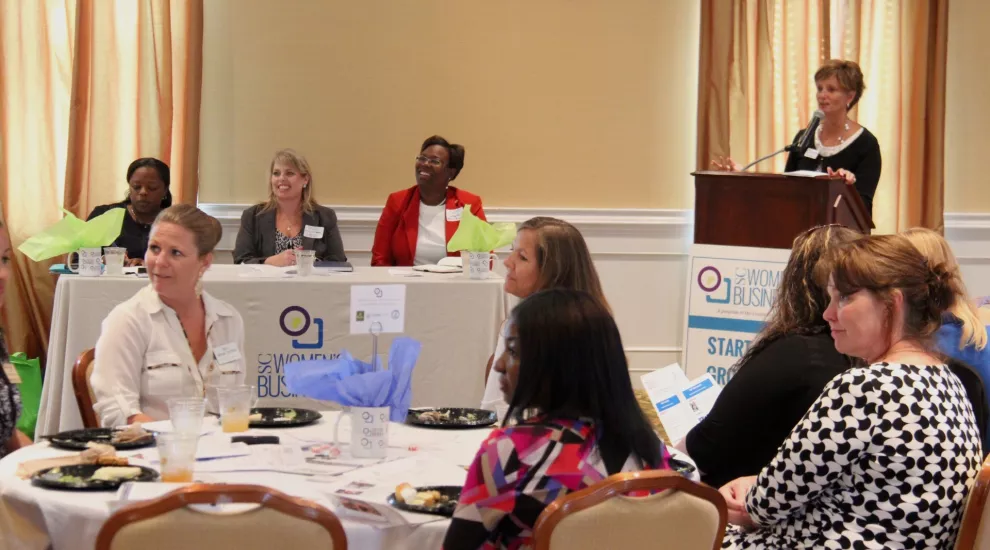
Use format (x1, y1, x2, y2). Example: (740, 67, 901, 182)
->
(682, 224, 859, 488)
(87, 158, 171, 265)
(713, 60, 882, 216)
(784, 59, 882, 215)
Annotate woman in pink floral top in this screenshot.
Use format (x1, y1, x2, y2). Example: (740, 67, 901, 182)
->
(443, 289, 672, 550)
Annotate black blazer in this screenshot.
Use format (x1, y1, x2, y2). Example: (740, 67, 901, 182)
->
(233, 204, 346, 264)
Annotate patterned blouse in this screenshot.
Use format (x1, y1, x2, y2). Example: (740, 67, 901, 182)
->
(722, 363, 982, 550)
(0, 331, 22, 460)
(274, 229, 302, 254)
(443, 416, 672, 550)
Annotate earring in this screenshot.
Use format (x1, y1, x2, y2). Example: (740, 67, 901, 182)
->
(195, 272, 204, 298)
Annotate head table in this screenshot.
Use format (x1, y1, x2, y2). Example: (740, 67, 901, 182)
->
(39, 265, 508, 435)
(0, 411, 493, 550)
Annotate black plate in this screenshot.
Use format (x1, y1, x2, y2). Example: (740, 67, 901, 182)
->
(31, 464, 159, 491)
(406, 408, 497, 429)
(387, 485, 460, 517)
(670, 457, 696, 476)
(249, 407, 322, 428)
(46, 428, 156, 451)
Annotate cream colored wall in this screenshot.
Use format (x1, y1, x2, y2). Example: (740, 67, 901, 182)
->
(945, 0, 990, 213)
(199, 0, 700, 209)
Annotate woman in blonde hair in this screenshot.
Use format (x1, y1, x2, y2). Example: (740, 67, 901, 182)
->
(234, 149, 346, 265)
(480, 217, 609, 413)
(903, 228, 990, 428)
(92, 205, 246, 426)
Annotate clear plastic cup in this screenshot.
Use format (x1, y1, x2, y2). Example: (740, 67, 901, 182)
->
(156, 432, 199, 482)
(296, 250, 316, 276)
(216, 385, 256, 433)
(167, 397, 206, 435)
(103, 247, 126, 276)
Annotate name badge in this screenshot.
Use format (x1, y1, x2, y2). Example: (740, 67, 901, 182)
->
(804, 148, 820, 159)
(446, 207, 464, 222)
(2, 363, 21, 384)
(303, 225, 325, 239)
(213, 343, 242, 365)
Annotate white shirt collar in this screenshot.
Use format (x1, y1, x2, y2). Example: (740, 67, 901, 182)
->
(135, 284, 235, 319)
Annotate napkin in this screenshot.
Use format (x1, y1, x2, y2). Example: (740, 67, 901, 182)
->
(446, 207, 516, 253)
(18, 208, 126, 261)
(284, 338, 421, 422)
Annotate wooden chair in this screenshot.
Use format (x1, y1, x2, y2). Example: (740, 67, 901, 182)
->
(95, 484, 348, 550)
(533, 470, 727, 550)
(71, 348, 99, 428)
(955, 455, 990, 550)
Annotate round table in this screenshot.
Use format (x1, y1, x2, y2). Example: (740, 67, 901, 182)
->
(0, 412, 492, 550)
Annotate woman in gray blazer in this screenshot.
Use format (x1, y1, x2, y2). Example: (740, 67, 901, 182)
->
(233, 149, 346, 265)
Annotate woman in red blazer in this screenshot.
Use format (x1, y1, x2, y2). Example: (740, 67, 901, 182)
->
(372, 136, 487, 266)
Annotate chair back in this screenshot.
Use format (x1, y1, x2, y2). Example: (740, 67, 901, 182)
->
(533, 470, 726, 550)
(95, 484, 347, 550)
(72, 348, 98, 428)
(956, 455, 990, 550)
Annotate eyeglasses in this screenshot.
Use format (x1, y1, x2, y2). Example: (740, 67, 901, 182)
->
(415, 156, 444, 167)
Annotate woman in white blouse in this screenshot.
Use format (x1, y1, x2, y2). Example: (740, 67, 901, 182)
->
(481, 217, 609, 413)
(91, 204, 246, 427)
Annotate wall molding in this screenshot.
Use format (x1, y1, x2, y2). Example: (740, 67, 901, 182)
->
(198, 203, 990, 379)
(198, 203, 695, 253)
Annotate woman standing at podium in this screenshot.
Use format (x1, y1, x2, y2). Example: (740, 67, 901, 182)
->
(714, 60, 882, 216)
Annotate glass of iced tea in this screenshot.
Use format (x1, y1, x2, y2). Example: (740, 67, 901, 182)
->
(156, 432, 199, 482)
(217, 385, 256, 433)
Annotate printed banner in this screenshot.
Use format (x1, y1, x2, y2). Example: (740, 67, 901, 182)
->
(681, 244, 791, 385)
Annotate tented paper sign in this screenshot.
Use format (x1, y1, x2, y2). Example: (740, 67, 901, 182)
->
(682, 244, 791, 385)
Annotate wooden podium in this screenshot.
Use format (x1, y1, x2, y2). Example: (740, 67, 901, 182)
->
(692, 171, 874, 249)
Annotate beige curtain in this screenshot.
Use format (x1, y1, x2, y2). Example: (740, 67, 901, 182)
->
(0, 0, 77, 361)
(698, 0, 948, 233)
(829, 0, 948, 232)
(697, 0, 829, 173)
(64, 0, 204, 217)
(0, 0, 203, 366)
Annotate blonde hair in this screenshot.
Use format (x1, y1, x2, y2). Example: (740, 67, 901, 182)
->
(815, 59, 866, 110)
(903, 228, 987, 351)
(259, 149, 319, 214)
(518, 217, 610, 312)
(153, 204, 223, 257)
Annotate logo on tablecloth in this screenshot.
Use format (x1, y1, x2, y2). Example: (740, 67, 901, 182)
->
(279, 305, 324, 349)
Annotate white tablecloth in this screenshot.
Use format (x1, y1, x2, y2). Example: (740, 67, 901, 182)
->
(38, 266, 507, 435)
(0, 412, 493, 550)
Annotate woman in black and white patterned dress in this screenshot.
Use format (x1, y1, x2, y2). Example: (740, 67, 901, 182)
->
(720, 234, 983, 550)
(0, 220, 30, 459)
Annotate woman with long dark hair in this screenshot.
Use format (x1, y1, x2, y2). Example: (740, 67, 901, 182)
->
(683, 224, 859, 488)
(444, 289, 671, 550)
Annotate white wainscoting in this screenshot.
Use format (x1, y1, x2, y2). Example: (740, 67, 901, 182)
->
(944, 213, 990, 300)
(199, 204, 990, 386)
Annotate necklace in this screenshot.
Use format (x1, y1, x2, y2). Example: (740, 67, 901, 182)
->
(818, 120, 851, 146)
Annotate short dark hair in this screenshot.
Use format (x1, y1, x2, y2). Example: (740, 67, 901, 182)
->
(815, 59, 866, 110)
(420, 135, 465, 181)
(124, 157, 172, 208)
(504, 289, 666, 472)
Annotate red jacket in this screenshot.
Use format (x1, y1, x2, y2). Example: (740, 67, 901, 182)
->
(372, 185, 487, 267)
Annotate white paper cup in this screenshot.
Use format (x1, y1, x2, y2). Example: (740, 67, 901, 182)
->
(462, 251, 498, 280)
(67, 248, 103, 277)
(296, 250, 315, 276)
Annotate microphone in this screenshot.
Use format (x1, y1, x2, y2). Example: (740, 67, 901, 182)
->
(735, 109, 825, 171)
(787, 110, 824, 153)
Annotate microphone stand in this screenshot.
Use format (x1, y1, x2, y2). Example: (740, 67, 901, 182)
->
(741, 147, 791, 172)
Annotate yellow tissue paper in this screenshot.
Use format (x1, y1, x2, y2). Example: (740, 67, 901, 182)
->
(446, 206, 516, 252)
(18, 208, 126, 261)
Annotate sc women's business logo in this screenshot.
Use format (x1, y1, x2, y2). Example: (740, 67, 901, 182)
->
(279, 306, 324, 349)
(697, 266, 731, 304)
